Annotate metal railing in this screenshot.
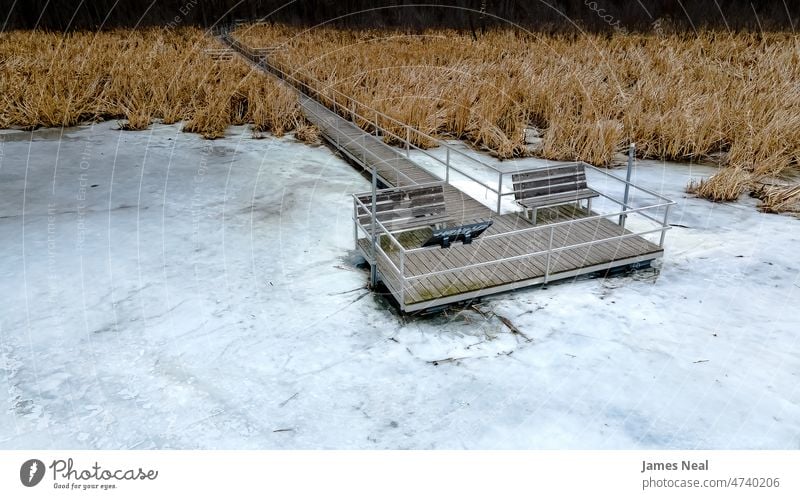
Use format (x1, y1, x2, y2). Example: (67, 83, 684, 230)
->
(220, 27, 676, 306)
(351, 168, 674, 306)
(351, 193, 409, 304)
(220, 29, 511, 213)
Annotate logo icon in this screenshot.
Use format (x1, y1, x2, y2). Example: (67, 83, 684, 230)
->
(20, 459, 45, 487)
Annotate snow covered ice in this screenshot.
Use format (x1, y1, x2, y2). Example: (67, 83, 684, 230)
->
(0, 122, 798, 449)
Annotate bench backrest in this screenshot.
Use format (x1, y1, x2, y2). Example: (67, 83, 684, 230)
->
(511, 162, 589, 201)
(356, 184, 447, 232)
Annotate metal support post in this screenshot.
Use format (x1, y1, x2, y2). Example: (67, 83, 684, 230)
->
(446, 148, 450, 183)
(496, 172, 503, 214)
(369, 163, 378, 288)
(544, 227, 554, 285)
(399, 251, 405, 305)
(660, 204, 672, 247)
(619, 142, 635, 228)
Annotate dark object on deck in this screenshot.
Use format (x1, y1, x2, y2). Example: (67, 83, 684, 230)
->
(423, 220, 493, 248)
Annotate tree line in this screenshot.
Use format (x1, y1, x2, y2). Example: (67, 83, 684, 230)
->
(4, 0, 798, 31)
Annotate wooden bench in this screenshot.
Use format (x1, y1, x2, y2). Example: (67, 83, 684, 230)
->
(355, 184, 448, 232)
(511, 162, 599, 223)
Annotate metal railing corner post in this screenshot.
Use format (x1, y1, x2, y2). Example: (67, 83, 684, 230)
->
(544, 226, 554, 285)
(497, 172, 503, 214)
(399, 249, 406, 305)
(369, 164, 378, 289)
(353, 198, 358, 250)
(660, 203, 672, 247)
(619, 142, 635, 228)
(445, 147, 451, 183)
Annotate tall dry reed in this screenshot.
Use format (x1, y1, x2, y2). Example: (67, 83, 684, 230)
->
(0, 28, 300, 138)
(234, 24, 800, 205)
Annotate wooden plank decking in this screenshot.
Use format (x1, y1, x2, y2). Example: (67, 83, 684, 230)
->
(222, 34, 665, 311)
(357, 206, 662, 310)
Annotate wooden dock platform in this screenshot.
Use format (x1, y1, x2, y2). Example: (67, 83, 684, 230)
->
(220, 31, 672, 312)
(357, 206, 662, 311)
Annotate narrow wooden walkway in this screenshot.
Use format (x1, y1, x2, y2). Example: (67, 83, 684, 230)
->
(301, 97, 496, 224)
(221, 33, 666, 311)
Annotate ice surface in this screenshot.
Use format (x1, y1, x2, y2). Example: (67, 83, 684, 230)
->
(0, 122, 798, 449)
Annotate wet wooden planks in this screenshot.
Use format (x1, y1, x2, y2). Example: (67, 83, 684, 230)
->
(358, 209, 662, 307)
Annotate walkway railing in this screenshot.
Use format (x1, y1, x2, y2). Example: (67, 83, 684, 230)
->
(351, 166, 674, 304)
(218, 27, 675, 307)
(220, 29, 511, 213)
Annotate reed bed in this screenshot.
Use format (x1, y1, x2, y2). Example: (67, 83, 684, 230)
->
(234, 24, 800, 206)
(752, 184, 800, 215)
(0, 28, 301, 139)
(3, 25, 798, 209)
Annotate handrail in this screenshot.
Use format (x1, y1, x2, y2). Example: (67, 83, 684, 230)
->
(404, 227, 668, 281)
(591, 190, 672, 227)
(225, 31, 673, 215)
(352, 195, 406, 252)
(221, 30, 509, 209)
(403, 200, 672, 255)
(223, 32, 480, 167)
(352, 180, 445, 197)
(353, 220, 405, 279)
(582, 163, 674, 203)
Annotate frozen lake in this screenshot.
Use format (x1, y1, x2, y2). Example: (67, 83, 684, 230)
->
(1, 122, 798, 449)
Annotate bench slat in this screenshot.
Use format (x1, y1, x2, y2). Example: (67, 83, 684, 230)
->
(512, 163, 582, 178)
(513, 177, 589, 197)
(517, 189, 599, 209)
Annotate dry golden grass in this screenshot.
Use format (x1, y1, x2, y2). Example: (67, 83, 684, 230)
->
(234, 24, 800, 206)
(0, 28, 300, 138)
(3, 25, 799, 210)
(687, 167, 752, 202)
(294, 124, 320, 144)
(752, 184, 800, 214)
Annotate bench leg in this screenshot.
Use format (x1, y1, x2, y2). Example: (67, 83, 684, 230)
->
(532, 207, 538, 225)
(587, 197, 592, 214)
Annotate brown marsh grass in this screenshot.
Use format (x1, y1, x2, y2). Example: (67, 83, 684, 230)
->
(3, 25, 798, 208)
(752, 184, 800, 215)
(234, 24, 800, 205)
(0, 28, 301, 139)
